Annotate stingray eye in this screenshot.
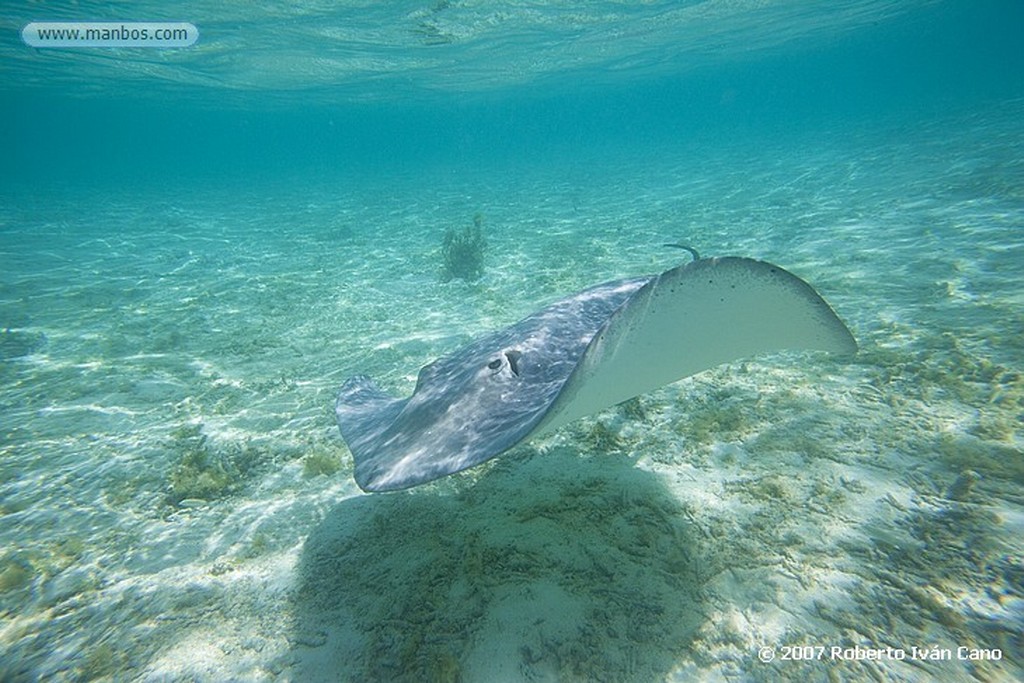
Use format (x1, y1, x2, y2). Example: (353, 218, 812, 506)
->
(487, 358, 503, 371)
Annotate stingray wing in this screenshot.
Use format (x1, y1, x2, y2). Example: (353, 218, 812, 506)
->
(537, 256, 857, 434)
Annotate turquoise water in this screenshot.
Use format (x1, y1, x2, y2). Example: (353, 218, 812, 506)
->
(2, 1, 1023, 681)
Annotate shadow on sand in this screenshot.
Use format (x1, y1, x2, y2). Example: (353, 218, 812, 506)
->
(292, 446, 705, 682)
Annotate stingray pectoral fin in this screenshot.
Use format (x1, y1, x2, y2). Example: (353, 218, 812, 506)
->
(335, 375, 413, 490)
(538, 257, 857, 433)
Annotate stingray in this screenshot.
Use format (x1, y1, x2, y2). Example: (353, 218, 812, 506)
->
(336, 254, 856, 492)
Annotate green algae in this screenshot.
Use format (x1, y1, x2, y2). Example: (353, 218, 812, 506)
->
(165, 424, 269, 506)
(440, 213, 487, 282)
(0, 556, 32, 593)
(580, 421, 624, 453)
(678, 401, 749, 446)
(860, 332, 1023, 408)
(302, 448, 344, 478)
(76, 641, 126, 682)
(935, 432, 1023, 484)
(0, 328, 47, 360)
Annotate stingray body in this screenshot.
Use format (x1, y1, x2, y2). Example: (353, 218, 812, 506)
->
(336, 256, 856, 492)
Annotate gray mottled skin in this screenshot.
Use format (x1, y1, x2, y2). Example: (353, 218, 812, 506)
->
(336, 276, 648, 492)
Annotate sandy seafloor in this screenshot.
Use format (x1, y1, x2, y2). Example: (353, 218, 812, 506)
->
(1, 102, 1022, 682)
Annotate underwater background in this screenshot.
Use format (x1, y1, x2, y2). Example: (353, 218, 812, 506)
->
(1, 1, 1022, 681)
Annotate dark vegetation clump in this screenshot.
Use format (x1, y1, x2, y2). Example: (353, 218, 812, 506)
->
(0, 328, 47, 360)
(165, 424, 265, 506)
(441, 213, 486, 282)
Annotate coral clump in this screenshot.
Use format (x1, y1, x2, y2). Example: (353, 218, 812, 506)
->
(165, 424, 264, 506)
(302, 449, 343, 478)
(441, 214, 486, 282)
